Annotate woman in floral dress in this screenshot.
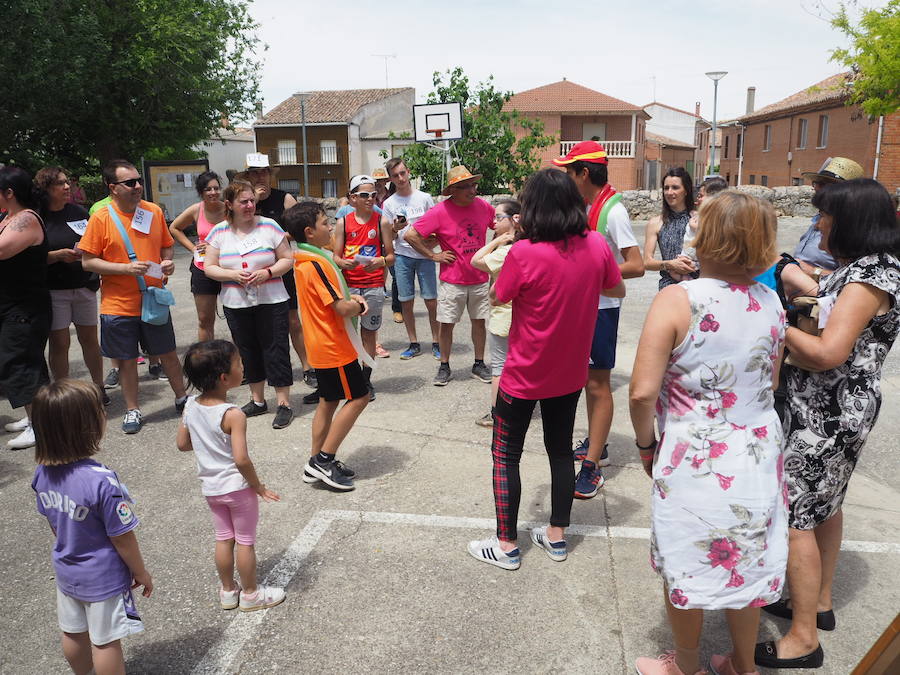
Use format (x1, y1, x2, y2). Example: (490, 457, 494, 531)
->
(755, 179, 900, 671)
(630, 191, 787, 675)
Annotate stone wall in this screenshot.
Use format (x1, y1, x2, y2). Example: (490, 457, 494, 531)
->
(317, 186, 818, 223)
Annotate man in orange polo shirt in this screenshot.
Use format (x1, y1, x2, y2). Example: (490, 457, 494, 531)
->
(80, 160, 187, 434)
(283, 201, 369, 491)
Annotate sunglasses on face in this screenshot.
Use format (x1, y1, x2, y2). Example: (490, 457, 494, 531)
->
(112, 177, 143, 188)
(353, 191, 377, 199)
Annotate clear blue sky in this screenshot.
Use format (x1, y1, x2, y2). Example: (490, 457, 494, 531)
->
(249, 0, 888, 123)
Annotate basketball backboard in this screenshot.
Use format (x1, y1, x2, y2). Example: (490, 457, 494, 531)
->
(413, 102, 464, 142)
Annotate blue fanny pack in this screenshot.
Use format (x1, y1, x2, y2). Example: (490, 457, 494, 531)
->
(107, 205, 175, 325)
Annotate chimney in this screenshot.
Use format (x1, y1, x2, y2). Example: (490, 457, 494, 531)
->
(255, 100, 263, 119)
(746, 87, 756, 114)
(695, 102, 701, 116)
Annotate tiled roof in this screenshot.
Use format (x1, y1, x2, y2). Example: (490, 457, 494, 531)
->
(643, 101, 701, 118)
(257, 88, 413, 125)
(646, 132, 696, 149)
(503, 80, 646, 114)
(740, 73, 849, 122)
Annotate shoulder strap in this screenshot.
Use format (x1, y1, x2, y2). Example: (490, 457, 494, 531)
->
(107, 205, 147, 293)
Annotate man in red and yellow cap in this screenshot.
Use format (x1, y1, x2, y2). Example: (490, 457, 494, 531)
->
(553, 141, 644, 498)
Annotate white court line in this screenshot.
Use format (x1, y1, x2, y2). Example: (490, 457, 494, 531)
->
(193, 508, 900, 674)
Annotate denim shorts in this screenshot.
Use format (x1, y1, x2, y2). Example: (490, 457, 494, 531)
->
(394, 254, 438, 302)
(100, 314, 176, 360)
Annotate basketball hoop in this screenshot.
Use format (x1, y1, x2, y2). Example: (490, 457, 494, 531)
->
(426, 129, 444, 138)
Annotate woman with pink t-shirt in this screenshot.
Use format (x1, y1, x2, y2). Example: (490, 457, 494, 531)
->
(467, 169, 624, 571)
(169, 171, 226, 341)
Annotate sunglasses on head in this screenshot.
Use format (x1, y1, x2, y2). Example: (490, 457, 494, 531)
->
(353, 191, 377, 199)
(112, 177, 143, 188)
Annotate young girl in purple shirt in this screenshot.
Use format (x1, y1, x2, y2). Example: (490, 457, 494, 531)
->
(31, 379, 152, 675)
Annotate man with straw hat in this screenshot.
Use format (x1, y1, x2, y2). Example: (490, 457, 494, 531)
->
(404, 165, 494, 386)
(793, 157, 864, 279)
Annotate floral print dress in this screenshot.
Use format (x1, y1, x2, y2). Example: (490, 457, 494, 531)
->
(783, 253, 900, 530)
(650, 278, 788, 610)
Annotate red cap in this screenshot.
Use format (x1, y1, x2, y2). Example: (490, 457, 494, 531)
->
(553, 140, 608, 166)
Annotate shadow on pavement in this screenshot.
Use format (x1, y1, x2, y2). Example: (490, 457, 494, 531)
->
(126, 626, 222, 674)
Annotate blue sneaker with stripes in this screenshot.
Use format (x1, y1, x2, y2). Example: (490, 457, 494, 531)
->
(467, 535, 521, 570)
(530, 526, 567, 561)
(573, 439, 610, 466)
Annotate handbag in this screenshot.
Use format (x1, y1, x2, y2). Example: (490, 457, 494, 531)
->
(107, 206, 175, 325)
(783, 296, 825, 371)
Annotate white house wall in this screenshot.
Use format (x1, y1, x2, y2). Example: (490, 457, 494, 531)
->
(197, 134, 255, 181)
(644, 104, 697, 146)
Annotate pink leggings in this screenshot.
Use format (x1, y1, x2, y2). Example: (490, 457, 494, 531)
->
(205, 487, 259, 545)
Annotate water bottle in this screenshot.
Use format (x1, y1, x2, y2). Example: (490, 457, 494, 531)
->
(242, 261, 258, 304)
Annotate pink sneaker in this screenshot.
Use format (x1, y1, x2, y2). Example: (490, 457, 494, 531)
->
(636, 652, 709, 675)
(375, 343, 390, 358)
(709, 654, 758, 675)
(219, 583, 241, 610)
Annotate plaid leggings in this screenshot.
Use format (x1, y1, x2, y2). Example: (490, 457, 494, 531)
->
(491, 387, 581, 542)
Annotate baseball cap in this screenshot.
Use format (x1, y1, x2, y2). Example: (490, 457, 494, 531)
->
(552, 141, 609, 166)
(349, 174, 376, 192)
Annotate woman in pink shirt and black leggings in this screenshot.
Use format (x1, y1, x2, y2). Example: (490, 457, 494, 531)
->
(467, 168, 625, 570)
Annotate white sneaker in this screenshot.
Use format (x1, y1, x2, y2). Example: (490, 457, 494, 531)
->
(239, 585, 286, 612)
(4, 416, 29, 433)
(219, 583, 241, 610)
(467, 535, 521, 570)
(7, 424, 35, 449)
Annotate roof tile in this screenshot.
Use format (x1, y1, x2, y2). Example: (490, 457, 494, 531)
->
(741, 73, 849, 122)
(257, 88, 413, 125)
(503, 80, 645, 113)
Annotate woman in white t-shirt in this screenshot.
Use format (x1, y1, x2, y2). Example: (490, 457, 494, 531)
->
(203, 180, 296, 430)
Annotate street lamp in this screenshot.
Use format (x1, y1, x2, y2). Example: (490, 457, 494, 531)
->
(705, 71, 727, 177)
(293, 91, 312, 198)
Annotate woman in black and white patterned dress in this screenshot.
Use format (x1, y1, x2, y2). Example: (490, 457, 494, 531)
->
(642, 167, 699, 290)
(755, 178, 900, 671)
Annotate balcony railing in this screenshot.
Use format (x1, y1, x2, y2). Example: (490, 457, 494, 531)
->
(560, 140, 634, 158)
(269, 146, 341, 166)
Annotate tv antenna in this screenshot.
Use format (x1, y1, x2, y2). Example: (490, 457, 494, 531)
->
(372, 53, 397, 88)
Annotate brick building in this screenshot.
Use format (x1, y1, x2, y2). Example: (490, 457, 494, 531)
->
(718, 73, 899, 193)
(253, 88, 414, 198)
(503, 79, 649, 190)
(643, 102, 710, 185)
(644, 133, 697, 189)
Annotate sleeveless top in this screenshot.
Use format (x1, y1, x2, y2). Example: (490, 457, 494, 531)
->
(193, 202, 217, 270)
(181, 397, 248, 497)
(342, 211, 384, 288)
(0, 209, 50, 310)
(256, 188, 288, 225)
(657, 210, 696, 290)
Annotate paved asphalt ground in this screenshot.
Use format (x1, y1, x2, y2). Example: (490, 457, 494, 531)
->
(1, 217, 897, 674)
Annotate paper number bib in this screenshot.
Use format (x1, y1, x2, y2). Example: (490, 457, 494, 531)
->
(66, 219, 88, 236)
(130, 207, 154, 234)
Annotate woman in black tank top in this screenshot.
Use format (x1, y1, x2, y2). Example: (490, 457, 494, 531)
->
(0, 166, 51, 449)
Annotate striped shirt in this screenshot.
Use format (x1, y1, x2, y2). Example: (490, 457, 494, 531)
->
(205, 217, 288, 308)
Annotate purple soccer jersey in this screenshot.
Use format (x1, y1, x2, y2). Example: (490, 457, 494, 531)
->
(32, 459, 139, 602)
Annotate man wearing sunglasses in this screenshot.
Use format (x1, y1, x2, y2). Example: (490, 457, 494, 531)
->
(404, 165, 494, 386)
(80, 160, 188, 434)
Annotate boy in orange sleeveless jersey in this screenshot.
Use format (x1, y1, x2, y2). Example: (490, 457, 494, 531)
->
(332, 175, 395, 400)
(283, 202, 370, 491)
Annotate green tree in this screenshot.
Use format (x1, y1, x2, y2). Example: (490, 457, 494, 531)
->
(400, 68, 556, 195)
(1, 0, 263, 174)
(830, 0, 900, 116)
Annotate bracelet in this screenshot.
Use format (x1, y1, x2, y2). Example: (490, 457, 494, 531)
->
(266, 267, 273, 278)
(381, 256, 386, 267)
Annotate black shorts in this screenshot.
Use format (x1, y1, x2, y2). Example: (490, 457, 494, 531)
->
(282, 268, 299, 310)
(190, 261, 221, 296)
(0, 304, 50, 408)
(100, 314, 177, 360)
(316, 360, 368, 402)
